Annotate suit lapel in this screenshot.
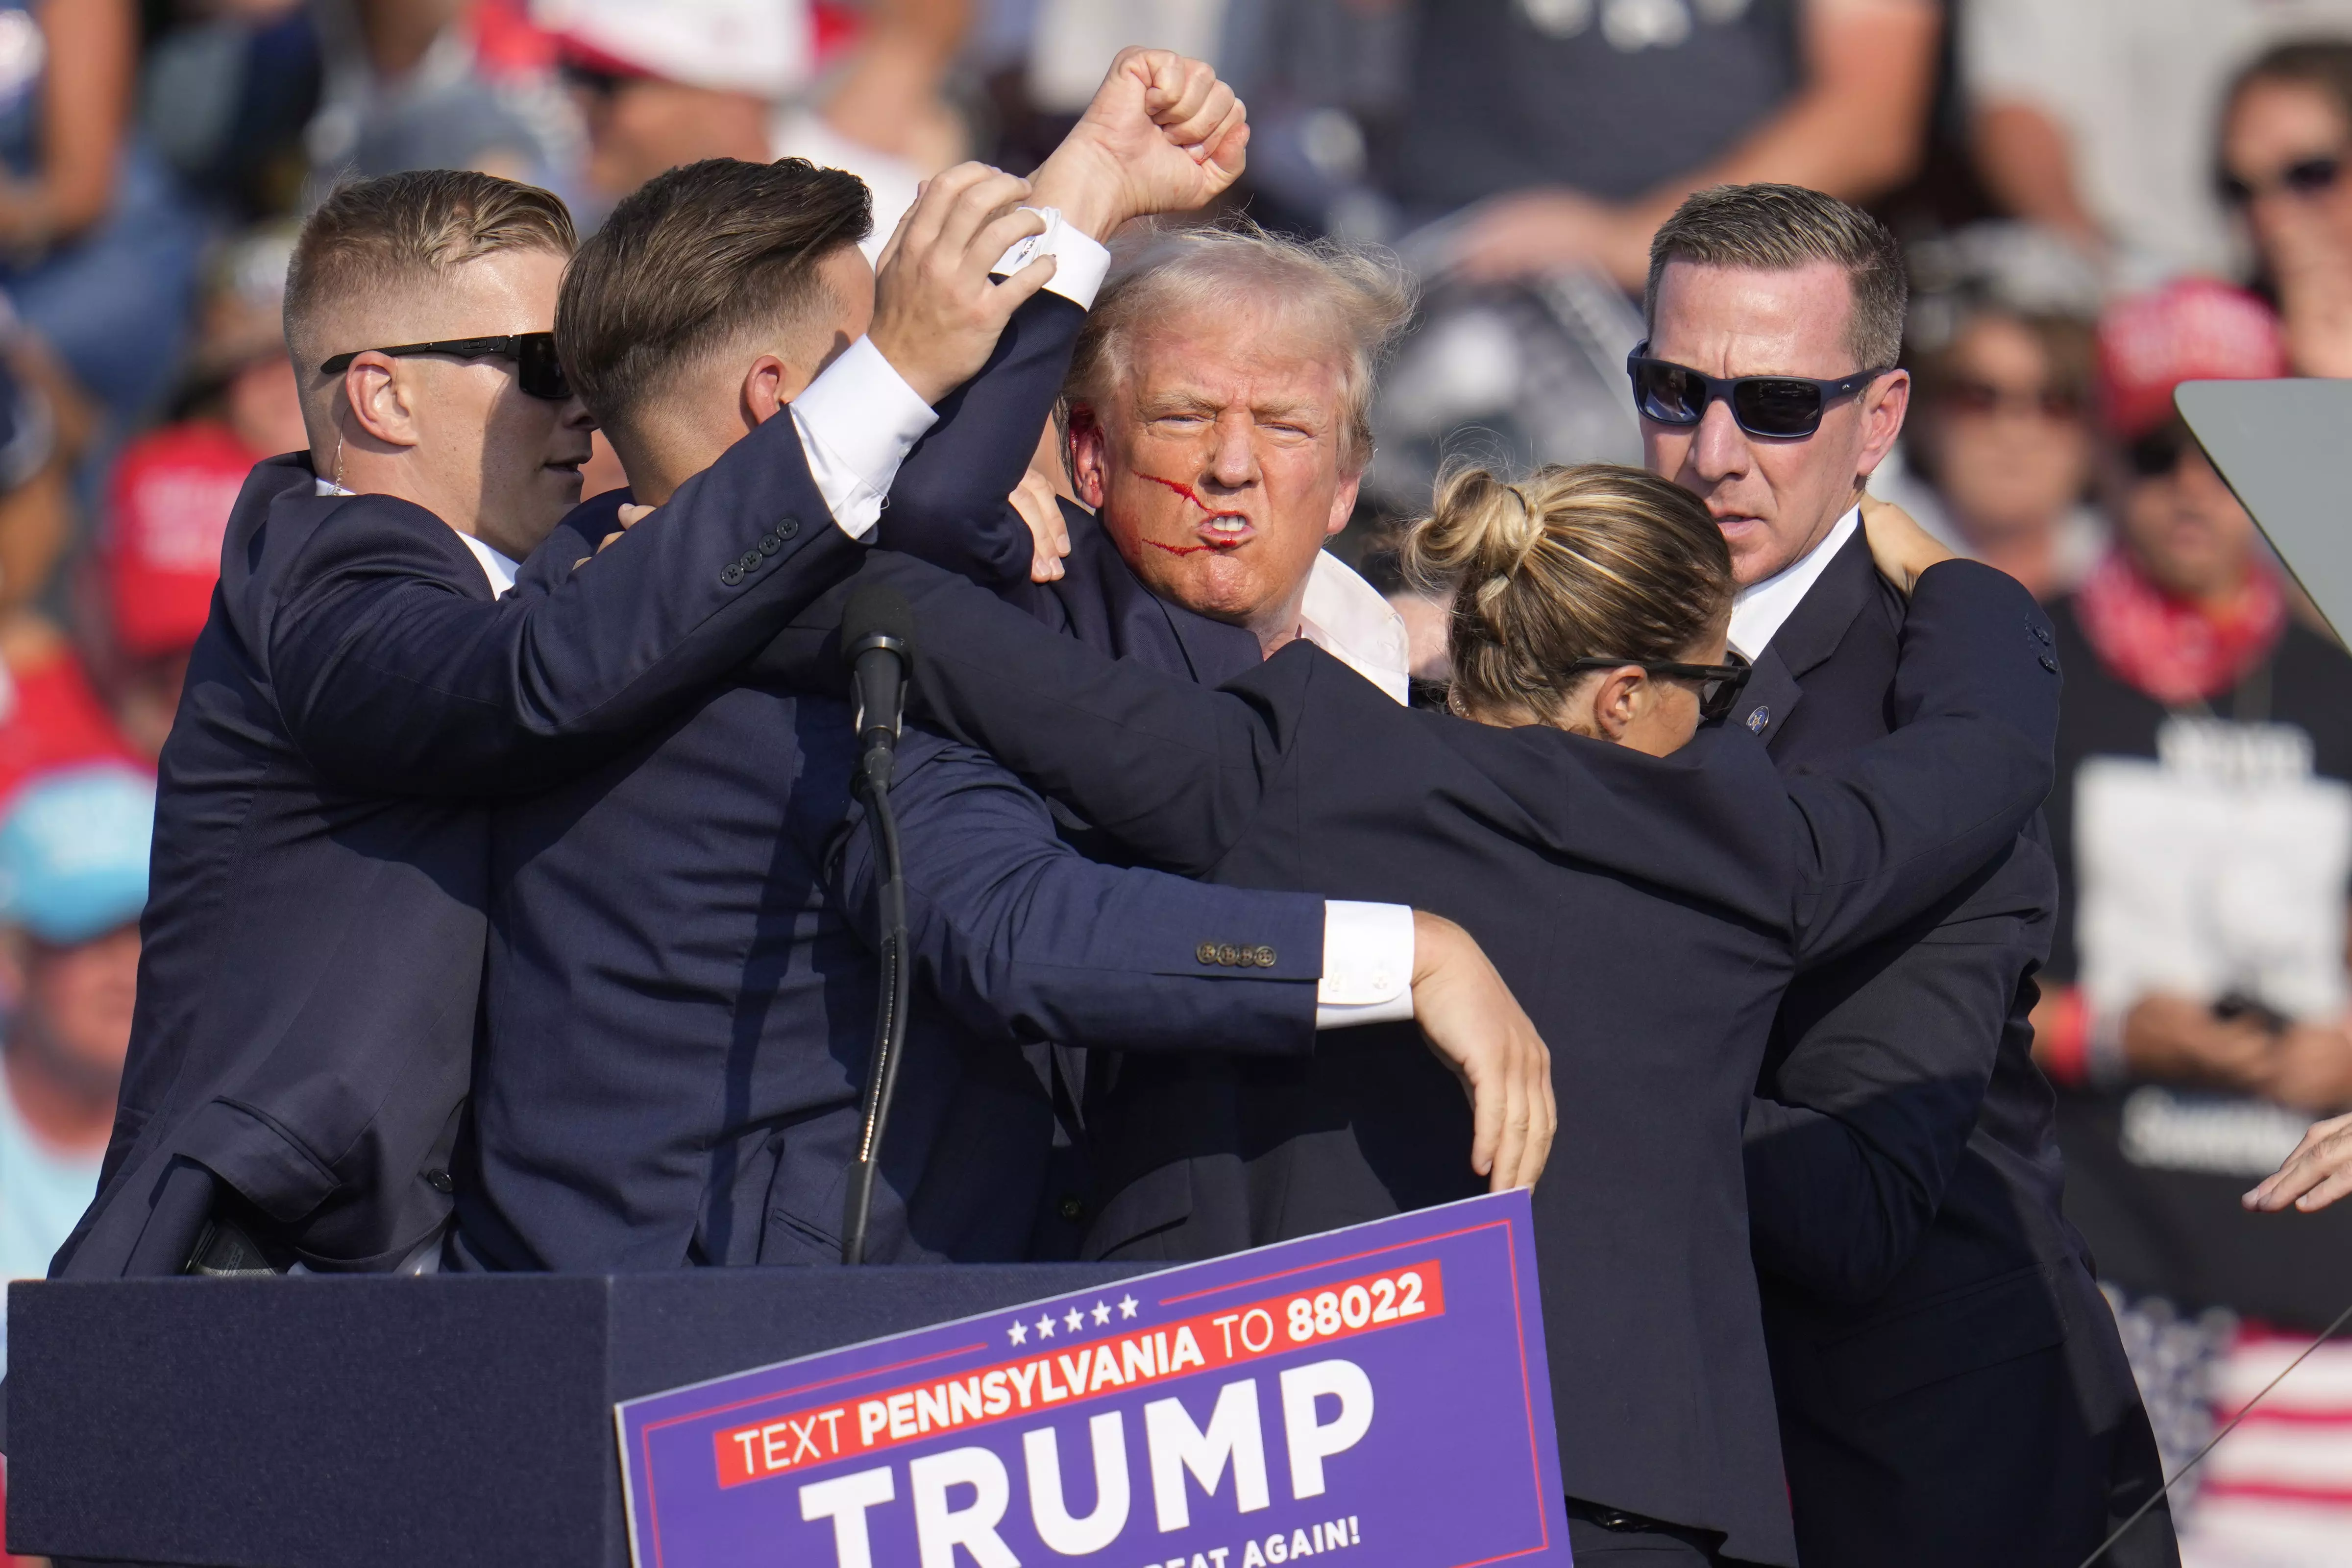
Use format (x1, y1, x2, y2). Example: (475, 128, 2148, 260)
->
(1734, 529, 1882, 747)
(1735, 646, 1802, 744)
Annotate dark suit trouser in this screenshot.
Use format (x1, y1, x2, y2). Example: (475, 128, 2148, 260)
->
(1778, 1266, 2176, 1568)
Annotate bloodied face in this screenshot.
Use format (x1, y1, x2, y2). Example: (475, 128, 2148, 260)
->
(1069, 297, 1360, 650)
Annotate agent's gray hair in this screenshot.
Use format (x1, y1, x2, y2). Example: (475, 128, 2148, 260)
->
(1063, 220, 1416, 472)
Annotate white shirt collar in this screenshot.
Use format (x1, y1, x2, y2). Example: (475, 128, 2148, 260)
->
(314, 474, 519, 599)
(1726, 504, 1860, 660)
(1297, 552, 1412, 705)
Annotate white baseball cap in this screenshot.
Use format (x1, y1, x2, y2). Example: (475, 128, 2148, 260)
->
(534, 0, 814, 100)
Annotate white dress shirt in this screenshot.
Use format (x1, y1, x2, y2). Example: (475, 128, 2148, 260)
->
(1299, 552, 1414, 705)
(1727, 504, 1859, 660)
(990, 207, 1114, 312)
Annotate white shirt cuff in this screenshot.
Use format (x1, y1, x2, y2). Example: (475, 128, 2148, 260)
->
(1316, 900, 1415, 1030)
(789, 335, 940, 540)
(992, 207, 1113, 311)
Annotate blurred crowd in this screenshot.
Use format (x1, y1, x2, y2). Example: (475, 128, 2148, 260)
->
(5, 1, 2352, 1563)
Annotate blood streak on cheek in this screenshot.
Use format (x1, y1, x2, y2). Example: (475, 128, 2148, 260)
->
(1136, 471, 1248, 554)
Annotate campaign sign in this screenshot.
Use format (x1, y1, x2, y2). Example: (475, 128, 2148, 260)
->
(616, 1190, 1568, 1568)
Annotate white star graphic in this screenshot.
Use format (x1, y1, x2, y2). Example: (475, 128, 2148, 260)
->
(1007, 1319, 1028, 1347)
(1119, 1294, 1139, 1320)
(1092, 1300, 1112, 1327)
(1035, 1314, 1056, 1340)
(1064, 1307, 1085, 1333)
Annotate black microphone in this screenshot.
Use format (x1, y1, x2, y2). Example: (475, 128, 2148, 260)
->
(839, 584, 916, 1265)
(844, 584, 915, 798)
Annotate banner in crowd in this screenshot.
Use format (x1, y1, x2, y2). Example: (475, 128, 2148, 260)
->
(616, 1190, 1568, 1568)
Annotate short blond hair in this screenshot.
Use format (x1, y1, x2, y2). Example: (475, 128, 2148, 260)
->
(1064, 220, 1415, 471)
(284, 169, 576, 379)
(1404, 463, 1734, 721)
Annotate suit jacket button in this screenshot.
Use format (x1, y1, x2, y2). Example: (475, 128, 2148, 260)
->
(739, 549, 763, 574)
(720, 563, 745, 586)
(424, 1168, 455, 1195)
(2039, 654, 2058, 673)
(1058, 1197, 1084, 1223)
(1251, 945, 1277, 967)
(1216, 943, 1241, 966)
(777, 518, 800, 540)
(757, 532, 783, 556)
(1197, 941, 1219, 965)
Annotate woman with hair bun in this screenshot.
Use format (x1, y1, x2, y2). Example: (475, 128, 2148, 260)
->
(1406, 463, 1755, 753)
(820, 464, 2054, 1567)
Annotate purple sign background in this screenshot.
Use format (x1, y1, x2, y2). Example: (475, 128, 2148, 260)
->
(617, 1190, 1569, 1568)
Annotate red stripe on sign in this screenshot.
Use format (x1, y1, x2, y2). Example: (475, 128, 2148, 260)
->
(2202, 1479, 2352, 1505)
(2215, 1404, 2352, 1425)
(711, 1259, 1445, 1489)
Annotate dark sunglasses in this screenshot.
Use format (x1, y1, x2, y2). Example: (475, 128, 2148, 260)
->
(2220, 152, 2345, 206)
(1566, 649, 1753, 724)
(1627, 342, 1891, 439)
(318, 332, 572, 401)
(2124, 422, 2205, 480)
(1944, 377, 2082, 421)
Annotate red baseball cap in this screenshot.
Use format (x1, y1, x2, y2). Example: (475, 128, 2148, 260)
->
(2095, 278, 2289, 441)
(103, 422, 255, 660)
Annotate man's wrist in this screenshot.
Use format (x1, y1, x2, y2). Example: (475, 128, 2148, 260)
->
(862, 327, 953, 407)
(1027, 139, 1128, 242)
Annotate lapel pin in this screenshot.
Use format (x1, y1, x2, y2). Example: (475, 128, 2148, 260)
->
(1746, 706, 1770, 734)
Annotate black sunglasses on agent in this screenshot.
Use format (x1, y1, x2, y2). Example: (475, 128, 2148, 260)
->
(1565, 649, 1753, 724)
(2219, 151, 2346, 207)
(318, 332, 573, 402)
(1627, 341, 1892, 439)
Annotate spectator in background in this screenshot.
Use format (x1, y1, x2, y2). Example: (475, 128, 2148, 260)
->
(1414, 0, 1940, 290)
(0, 319, 125, 801)
(1902, 303, 2102, 600)
(2033, 279, 2352, 1561)
(84, 228, 300, 757)
(1966, 0, 2352, 290)
(0, 762, 153, 1371)
(542, 0, 969, 247)
(304, 0, 577, 196)
(0, 293, 75, 612)
(2220, 39, 2352, 378)
(139, 0, 320, 221)
(0, 0, 207, 432)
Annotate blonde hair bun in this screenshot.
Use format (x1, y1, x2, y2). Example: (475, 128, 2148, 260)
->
(1400, 463, 1736, 721)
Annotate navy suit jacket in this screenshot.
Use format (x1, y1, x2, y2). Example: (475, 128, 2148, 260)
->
(1731, 532, 2163, 1567)
(53, 414, 865, 1280)
(788, 550, 2060, 1566)
(455, 294, 1327, 1272)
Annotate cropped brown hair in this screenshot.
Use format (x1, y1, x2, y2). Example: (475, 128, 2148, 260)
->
(557, 158, 871, 437)
(284, 169, 576, 375)
(1403, 463, 1735, 723)
(1646, 184, 1908, 372)
(2230, 40, 2352, 142)
(1064, 219, 1415, 471)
